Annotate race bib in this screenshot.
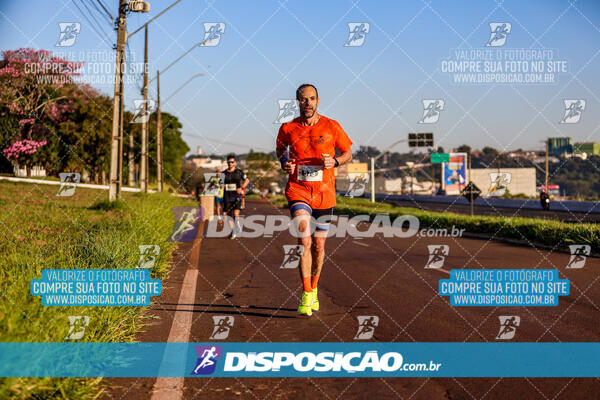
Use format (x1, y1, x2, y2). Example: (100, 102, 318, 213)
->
(225, 183, 237, 191)
(297, 165, 323, 182)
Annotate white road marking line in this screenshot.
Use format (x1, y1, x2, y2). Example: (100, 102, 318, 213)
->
(150, 269, 198, 400)
(151, 227, 204, 400)
(430, 268, 450, 275)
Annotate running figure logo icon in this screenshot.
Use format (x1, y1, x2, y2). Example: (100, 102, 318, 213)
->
(425, 245, 449, 269)
(354, 316, 379, 340)
(137, 245, 160, 269)
(345, 173, 368, 197)
(202, 23, 225, 46)
(496, 316, 520, 340)
(344, 23, 370, 47)
(418, 99, 444, 124)
(192, 345, 222, 375)
(210, 316, 234, 340)
(131, 99, 157, 124)
(281, 245, 304, 269)
(274, 99, 300, 123)
(56, 23, 81, 47)
(65, 315, 90, 340)
(560, 100, 586, 124)
(57, 172, 80, 196)
(487, 172, 512, 197)
(566, 245, 591, 269)
(168, 207, 204, 242)
(485, 23, 511, 47)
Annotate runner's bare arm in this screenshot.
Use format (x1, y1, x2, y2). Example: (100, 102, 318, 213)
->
(322, 150, 352, 169)
(276, 126, 296, 173)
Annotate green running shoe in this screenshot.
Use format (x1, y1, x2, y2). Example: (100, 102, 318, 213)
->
(311, 287, 319, 311)
(297, 291, 313, 316)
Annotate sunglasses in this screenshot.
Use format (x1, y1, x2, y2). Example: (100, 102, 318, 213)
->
(227, 160, 236, 164)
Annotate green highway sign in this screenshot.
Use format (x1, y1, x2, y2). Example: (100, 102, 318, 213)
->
(431, 153, 449, 163)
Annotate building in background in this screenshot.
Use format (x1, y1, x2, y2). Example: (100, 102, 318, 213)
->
(187, 155, 227, 171)
(335, 161, 369, 194)
(573, 142, 599, 157)
(548, 137, 573, 156)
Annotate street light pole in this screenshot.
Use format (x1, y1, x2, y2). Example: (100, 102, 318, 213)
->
(163, 73, 204, 103)
(369, 139, 407, 203)
(118, 0, 181, 195)
(156, 70, 163, 192)
(108, 0, 127, 201)
(148, 41, 207, 193)
(140, 25, 149, 192)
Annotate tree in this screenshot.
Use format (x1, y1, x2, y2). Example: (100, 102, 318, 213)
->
(455, 144, 471, 154)
(54, 84, 112, 181)
(0, 48, 82, 175)
(146, 111, 189, 187)
(245, 152, 279, 191)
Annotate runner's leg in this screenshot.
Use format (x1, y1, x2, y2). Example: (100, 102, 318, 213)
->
(290, 202, 312, 292)
(289, 201, 315, 315)
(310, 208, 333, 288)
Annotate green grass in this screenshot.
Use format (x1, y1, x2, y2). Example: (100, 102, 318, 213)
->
(271, 195, 600, 253)
(0, 181, 195, 399)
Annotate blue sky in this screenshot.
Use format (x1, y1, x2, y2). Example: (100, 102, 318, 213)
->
(1, 0, 599, 156)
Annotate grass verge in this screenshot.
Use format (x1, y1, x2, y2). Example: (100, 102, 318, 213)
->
(0, 181, 195, 399)
(271, 195, 599, 253)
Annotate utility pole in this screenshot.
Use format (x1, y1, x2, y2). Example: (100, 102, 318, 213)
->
(369, 139, 411, 202)
(156, 70, 163, 192)
(410, 165, 414, 195)
(468, 151, 473, 216)
(118, 63, 124, 189)
(108, 0, 127, 201)
(140, 25, 149, 192)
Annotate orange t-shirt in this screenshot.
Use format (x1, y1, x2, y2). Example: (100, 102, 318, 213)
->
(276, 115, 352, 209)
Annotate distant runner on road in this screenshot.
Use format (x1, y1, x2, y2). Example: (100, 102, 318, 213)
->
(222, 154, 249, 239)
(276, 83, 353, 316)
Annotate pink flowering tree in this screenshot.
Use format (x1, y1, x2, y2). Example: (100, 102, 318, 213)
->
(0, 48, 82, 176)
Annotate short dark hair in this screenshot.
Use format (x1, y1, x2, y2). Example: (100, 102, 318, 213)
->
(296, 83, 318, 101)
(227, 154, 236, 161)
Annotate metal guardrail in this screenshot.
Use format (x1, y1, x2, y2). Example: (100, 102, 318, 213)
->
(352, 192, 600, 214)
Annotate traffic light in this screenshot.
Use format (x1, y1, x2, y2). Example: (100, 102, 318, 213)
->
(408, 132, 434, 147)
(128, 1, 150, 12)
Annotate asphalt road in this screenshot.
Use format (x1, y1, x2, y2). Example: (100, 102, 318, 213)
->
(106, 199, 600, 400)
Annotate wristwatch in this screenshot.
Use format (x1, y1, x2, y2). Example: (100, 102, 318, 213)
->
(334, 157, 339, 167)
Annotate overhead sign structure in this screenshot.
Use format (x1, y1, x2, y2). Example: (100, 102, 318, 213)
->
(442, 152, 467, 195)
(408, 133, 434, 148)
(431, 153, 449, 163)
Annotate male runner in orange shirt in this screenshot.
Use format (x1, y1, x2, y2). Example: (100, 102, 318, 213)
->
(276, 84, 353, 316)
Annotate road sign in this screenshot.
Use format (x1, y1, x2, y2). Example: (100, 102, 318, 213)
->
(461, 182, 481, 203)
(408, 133, 434, 147)
(431, 153, 449, 163)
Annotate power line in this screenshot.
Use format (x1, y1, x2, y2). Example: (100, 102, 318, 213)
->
(70, 0, 112, 46)
(79, 0, 113, 44)
(182, 132, 271, 152)
(86, 0, 113, 24)
(94, 0, 114, 22)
